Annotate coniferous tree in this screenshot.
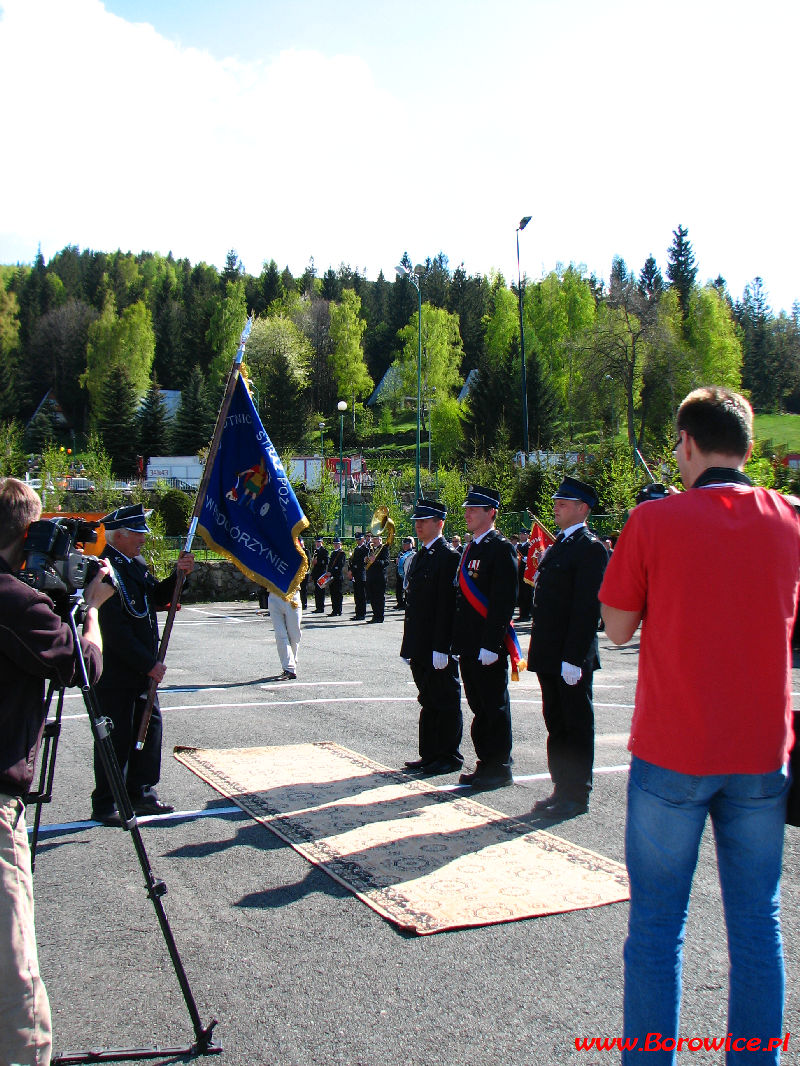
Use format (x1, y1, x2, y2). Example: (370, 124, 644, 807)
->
(172, 366, 215, 454)
(137, 377, 172, 463)
(639, 255, 664, 300)
(23, 403, 58, 453)
(525, 338, 563, 450)
(666, 225, 698, 320)
(220, 249, 243, 288)
(96, 366, 140, 475)
(0, 353, 17, 422)
(260, 347, 308, 454)
(737, 278, 778, 409)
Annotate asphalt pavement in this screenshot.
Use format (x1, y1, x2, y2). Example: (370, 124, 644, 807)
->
(31, 596, 800, 1065)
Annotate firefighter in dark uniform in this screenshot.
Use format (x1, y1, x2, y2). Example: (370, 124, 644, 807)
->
(451, 485, 518, 790)
(365, 532, 390, 623)
(348, 532, 368, 620)
(310, 536, 329, 613)
(328, 536, 346, 616)
(527, 476, 608, 820)
(400, 499, 463, 775)
(516, 527, 533, 621)
(90, 504, 194, 824)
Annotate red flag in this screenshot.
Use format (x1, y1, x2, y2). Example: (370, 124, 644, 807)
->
(523, 518, 555, 586)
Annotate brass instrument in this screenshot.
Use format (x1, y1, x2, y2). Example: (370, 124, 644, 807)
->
(369, 505, 395, 547)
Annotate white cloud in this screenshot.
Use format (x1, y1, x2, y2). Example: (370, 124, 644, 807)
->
(0, 0, 412, 276)
(1, 0, 798, 311)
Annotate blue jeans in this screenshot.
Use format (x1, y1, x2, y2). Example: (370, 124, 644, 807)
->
(623, 756, 789, 1065)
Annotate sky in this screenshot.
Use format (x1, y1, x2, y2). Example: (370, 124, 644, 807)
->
(1, 0, 797, 312)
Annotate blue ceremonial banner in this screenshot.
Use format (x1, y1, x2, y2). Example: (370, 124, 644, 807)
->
(196, 374, 309, 597)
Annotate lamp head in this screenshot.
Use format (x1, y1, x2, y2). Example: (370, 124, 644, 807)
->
(518, 215, 532, 230)
(337, 401, 347, 413)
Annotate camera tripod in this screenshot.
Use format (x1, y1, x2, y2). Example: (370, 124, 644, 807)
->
(27, 596, 221, 1063)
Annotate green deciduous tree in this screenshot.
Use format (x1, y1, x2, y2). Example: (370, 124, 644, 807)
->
(329, 289, 372, 412)
(397, 304, 464, 403)
(0, 420, 25, 477)
(245, 316, 312, 454)
(207, 279, 247, 391)
(83, 296, 155, 418)
(684, 284, 743, 387)
(430, 396, 464, 465)
(526, 266, 597, 434)
(26, 299, 97, 428)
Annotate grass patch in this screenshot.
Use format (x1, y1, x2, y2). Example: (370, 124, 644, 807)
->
(754, 414, 800, 452)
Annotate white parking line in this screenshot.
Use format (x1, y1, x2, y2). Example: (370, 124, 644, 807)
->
(31, 762, 633, 837)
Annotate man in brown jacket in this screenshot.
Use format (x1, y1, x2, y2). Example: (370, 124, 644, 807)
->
(0, 477, 113, 1066)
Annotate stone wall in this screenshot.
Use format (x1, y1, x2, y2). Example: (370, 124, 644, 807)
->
(182, 559, 398, 602)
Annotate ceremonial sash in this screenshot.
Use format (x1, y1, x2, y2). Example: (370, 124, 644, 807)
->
(458, 547, 527, 681)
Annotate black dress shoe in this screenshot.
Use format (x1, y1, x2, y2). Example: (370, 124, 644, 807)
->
(92, 808, 122, 827)
(415, 757, 463, 775)
(532, 791, 561, 812)
(459, 766, 513, 789)
(404, 758, 427, 769)
(542, 798, 589, 820)
(132, 797, 175, 816)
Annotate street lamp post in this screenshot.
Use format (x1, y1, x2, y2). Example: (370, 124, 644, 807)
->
(516, 215, 532, 463)
(337, 400, 347, 537)
(395, 262, 423, 503)
(427, 385, 436, 471)
(318, 420, 325, 480)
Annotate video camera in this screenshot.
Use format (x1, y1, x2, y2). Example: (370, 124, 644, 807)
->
(18, 517, 104, 609)
(635, 482, 670, 505)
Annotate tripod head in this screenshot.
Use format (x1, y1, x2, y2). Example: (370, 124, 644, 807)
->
(18, 517, 117, 620)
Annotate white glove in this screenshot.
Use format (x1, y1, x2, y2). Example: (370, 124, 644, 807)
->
(478, 648, 499, 666)
(401, 657, 411, 666)
(561, 661, 582, 685)
(432, 651, 448, 670)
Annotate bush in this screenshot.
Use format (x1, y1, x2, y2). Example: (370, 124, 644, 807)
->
(157, 488, 195, 536)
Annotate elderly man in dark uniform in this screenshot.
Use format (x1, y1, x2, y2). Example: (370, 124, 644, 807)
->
(400, 499, 462, 775)
(348, 531, 368, 620)
(527, 476, 608, 819)
(90, 504, 194, 825)
(452, 485, 519, 790)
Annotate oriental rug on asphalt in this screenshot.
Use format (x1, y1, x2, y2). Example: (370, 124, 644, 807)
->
(175, 741, 628, 935)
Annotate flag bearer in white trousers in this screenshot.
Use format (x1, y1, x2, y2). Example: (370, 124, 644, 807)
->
(270, 590, 302, 680)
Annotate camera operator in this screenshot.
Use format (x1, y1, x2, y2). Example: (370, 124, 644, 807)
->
(599, 387, 800, 1064)
(90, 505, 194, 826)
(0, 476, 114, 1066)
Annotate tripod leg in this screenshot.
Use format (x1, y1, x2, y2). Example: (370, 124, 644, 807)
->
(64, 607, 220, 1058)
(28, 682, 64, 871)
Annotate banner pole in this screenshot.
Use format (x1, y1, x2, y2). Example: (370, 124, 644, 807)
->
(134, 315, 253, 750)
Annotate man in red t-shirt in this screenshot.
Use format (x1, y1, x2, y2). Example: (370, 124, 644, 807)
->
(600, 386, 799, 1065)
